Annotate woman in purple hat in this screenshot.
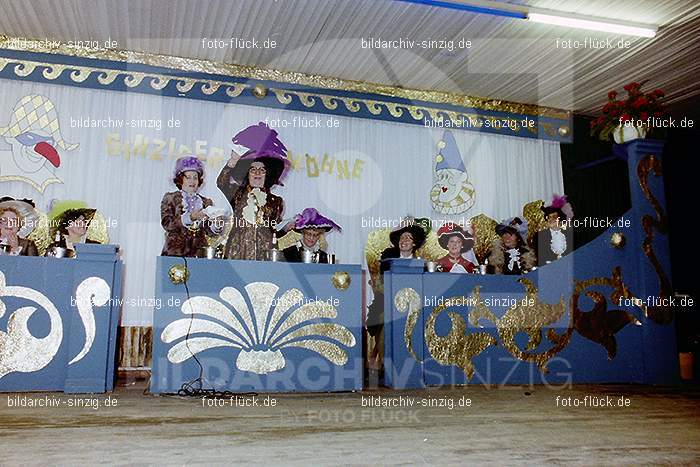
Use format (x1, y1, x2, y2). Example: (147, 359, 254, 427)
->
(217, 122, 290, 260)
(282, 208, 341, 263)
(161, 156, 223, 257)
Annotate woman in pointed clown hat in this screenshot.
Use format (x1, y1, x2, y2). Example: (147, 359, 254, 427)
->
(0, 197, 40, 256)
(282, 208, 341, 263)
(436, 222, 477, 273)
(217, 122, 290, 260)
(161, 155, 225, 257)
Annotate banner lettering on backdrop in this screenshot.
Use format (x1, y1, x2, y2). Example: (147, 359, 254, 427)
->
(0, 81, 563, 326)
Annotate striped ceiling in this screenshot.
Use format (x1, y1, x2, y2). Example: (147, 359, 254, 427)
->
(1, 0, 698, 117)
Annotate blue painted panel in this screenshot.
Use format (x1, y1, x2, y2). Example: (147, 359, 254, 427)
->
(0, 245, 122, 393)
(151, 257, 363, 393)
(384, 140, 678, 387)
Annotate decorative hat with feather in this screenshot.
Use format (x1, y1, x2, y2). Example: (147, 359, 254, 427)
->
(541, 194, 574, 221)
(48, 200, 96, 236)
(293, 208, 342, 233)
(174, 155, 205, 178)
(437, 222, 474, 252)
(231, 122, 290, 187)
(0, 196, 39, 238)
(495, 216, 529, 241)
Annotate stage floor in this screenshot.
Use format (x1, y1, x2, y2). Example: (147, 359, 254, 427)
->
(1, 381, 699, 465)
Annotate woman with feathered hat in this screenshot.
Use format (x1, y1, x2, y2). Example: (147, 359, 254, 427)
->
(217, 122, 290, 260)
(161, 155, 224, 257)
(535, 194, 574, 266)
(436, 223, 477, 273)
(47, 200, 102, 256)
(0, 197, 39, 256)
(282, 207, 341, 263)
(487, 217, 536, 274)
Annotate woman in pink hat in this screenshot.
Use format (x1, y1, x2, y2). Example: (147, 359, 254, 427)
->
(161, 156, 223, 257)
(217, 122, 290, 260)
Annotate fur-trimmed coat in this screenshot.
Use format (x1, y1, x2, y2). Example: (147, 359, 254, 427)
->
(160, 191, 218, 257)
(486, 238, 536, 275)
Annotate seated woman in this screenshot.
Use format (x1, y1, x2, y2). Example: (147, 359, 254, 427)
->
(436, 223, 476, 273)
(367, 216, 428, 378)
(161, 156, 224, 257)
(379, 217, 427, 272)
(487, 217, 536, 274)
(535, 194, 574, 266)
(217, 122, 289, 260)
(0, 197, 39, 256)
(282, 208, 341, 263)
(47, 200, 102, 256)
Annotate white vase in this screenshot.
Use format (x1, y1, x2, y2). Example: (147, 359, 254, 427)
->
(613, 124, 647, 144)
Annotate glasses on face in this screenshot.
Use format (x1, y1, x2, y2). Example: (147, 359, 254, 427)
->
(250, 166, 267, 174)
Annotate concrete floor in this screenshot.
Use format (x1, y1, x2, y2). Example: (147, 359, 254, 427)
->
(1, 382, 699, 465)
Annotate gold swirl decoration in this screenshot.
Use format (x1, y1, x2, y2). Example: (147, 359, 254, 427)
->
(495, 279, 570, 371)
(402, 269, 649, 379)
(0, 35, 569, 119)
(425, 293, 498, 379)
(637, 155, 673, 325)
(572, 268, 642, 359)
(394, 288, 422, 361)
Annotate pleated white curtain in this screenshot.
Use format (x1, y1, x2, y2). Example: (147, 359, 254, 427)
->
(0, 79, 562, 325)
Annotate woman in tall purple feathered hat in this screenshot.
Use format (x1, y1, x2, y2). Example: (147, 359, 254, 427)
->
(217, 122, 290, 260)
(161, 155, 224, 257)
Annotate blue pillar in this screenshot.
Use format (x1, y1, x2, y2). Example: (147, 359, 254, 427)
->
(624, 139, 678, 383)
(383, 259, 425, 388)
(64, 244, 123, 393)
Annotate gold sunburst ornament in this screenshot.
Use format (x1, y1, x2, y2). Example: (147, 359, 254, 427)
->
(331, 271, 351, 290)
(610, 232, 626, 248)
(168, 264, 189, 285)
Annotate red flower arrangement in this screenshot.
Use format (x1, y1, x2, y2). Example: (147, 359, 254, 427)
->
(590, 81, 666, 141)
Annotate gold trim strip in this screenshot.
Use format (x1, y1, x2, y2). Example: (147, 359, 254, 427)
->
(0, 34, 570, 119)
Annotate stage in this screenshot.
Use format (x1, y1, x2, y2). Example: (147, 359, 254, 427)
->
(1, 380, 699, 464)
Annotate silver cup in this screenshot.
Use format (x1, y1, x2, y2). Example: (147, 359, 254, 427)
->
(197, 246, 216, 259)
(426, 261, 437, 272)
(268, 249, 281, 262)
(302, 249, 313, 263)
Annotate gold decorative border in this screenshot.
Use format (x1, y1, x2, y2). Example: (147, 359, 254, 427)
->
(0, 34, 570, 119)
(0, 56, 249, 99)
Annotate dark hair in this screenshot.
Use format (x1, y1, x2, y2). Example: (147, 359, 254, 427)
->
(57, 209, 96, 235)
(174, 171, 203, 190)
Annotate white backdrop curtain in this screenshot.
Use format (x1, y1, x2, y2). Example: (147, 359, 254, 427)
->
(0, 79, 563, 325)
